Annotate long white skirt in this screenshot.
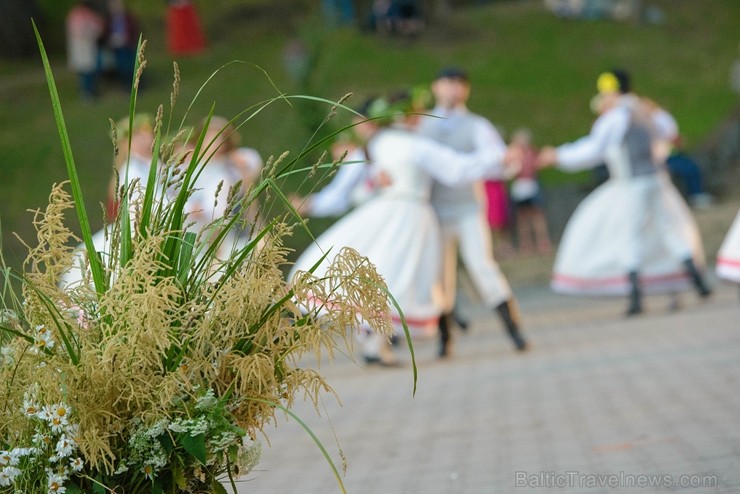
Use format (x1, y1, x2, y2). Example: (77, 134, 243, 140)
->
(552, 173, 705, 296)
(290, 194, 442, 336)
(716, 210, 740, 283)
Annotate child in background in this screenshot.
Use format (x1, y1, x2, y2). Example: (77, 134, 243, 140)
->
(509, 128, 552, 255)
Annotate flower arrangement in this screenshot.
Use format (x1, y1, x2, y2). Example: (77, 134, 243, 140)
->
(0, 28, 412, 494)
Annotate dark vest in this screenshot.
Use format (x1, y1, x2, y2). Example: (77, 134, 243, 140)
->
(622, 115, 658, 177)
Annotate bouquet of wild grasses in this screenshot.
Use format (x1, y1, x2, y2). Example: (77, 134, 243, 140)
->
(0, 28, 413, 494)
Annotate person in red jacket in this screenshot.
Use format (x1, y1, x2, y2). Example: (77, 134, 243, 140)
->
(166, 0, 206, 55)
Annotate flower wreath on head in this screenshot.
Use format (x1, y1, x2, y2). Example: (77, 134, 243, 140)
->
(365, 84, 434, 126)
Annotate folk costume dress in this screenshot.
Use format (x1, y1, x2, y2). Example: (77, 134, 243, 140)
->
(716, 211, 740, 283)
(551, 96, 705, 296)
(290, 126, 503, 337)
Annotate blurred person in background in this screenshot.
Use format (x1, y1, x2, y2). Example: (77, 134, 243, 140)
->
(62, 114, 157, 288)
(539, 69, 711, 316)
(106, 113, 157, 220)
(508, 128, 552, 255)
(66, 0, 106, 100)
(716, 210, 740, 287)
(417, 67, 528, 357)
(290, 100, 381, 218)
(642, 97, 714, 209)
(187, 116, 263, 254)
(483, 174, 516, 259)
(166, 0, 206, 55)
(290, 90, 511, 365)
(105, 0, 140, 91)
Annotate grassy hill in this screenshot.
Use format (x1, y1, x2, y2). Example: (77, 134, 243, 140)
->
(0, 0, 738, 272)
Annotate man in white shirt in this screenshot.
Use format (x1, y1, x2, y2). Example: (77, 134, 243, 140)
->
(417, 68, 528, 356)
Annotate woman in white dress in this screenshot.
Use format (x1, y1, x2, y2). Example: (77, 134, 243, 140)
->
(717, 211, 740, 284)
(539, 70, 711, 315)
(290, 93, 509, 364)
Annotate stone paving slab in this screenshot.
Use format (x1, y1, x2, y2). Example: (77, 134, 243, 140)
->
(233, 280, 740, 493)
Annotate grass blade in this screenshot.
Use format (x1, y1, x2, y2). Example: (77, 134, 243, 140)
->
(32, 21, 105, 295)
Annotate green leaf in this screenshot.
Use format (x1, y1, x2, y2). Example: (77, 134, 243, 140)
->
(172, 458, 187, 489)
(151, 479, 164, 494)
(180, 433, 207, 465)
(381, 283, 418, 397)
(0, 323, 33, 344)
(176, 232, 197, 287)
(212, 480, 229, 494)
(92, 479, 106, 494)
(158, 432, 174, 454)
(64, 483, 83, 494)
(32, 21, 105, 295)
(139, 121, 162, 239)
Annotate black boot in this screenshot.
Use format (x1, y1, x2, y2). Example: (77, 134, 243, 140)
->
(438, 312, 453, 358)
(626, 271, 642, 316)
(495, 300, 528, 351)
(683, 258, 712, 298)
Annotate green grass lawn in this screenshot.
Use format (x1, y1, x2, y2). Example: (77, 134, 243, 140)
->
(1, 0, 738, 271)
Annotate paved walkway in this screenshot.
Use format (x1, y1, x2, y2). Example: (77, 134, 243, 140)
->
(233, 278, 740, 493)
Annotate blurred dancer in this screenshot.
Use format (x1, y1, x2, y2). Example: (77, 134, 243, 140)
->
(539, 69, 711, 315)
(290, 91, 509, 365)
(417, 68, 528, 357)
(717, 211, 740, 285)
(291, 103, 379, 218)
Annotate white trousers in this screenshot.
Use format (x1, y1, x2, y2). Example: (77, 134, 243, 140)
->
(439, 210, 512, 311)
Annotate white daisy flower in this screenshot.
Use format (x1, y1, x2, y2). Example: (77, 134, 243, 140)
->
(38, 405, 54, 422)
(11, 448, 32, 458)
(47, 472, 66, 493)
(55, 435, 76, 458)
(69, 457, 84, 472)
(1, 466, 22, 486)
(33, 325, 55, 351)
(51, 403, 70, 420)
(0, 451, 15, 467)
(49, 415, 69, 434)
(142, 465, 156, 480)
(23, 398, 40, 417)
(32, 433, 52, 447)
